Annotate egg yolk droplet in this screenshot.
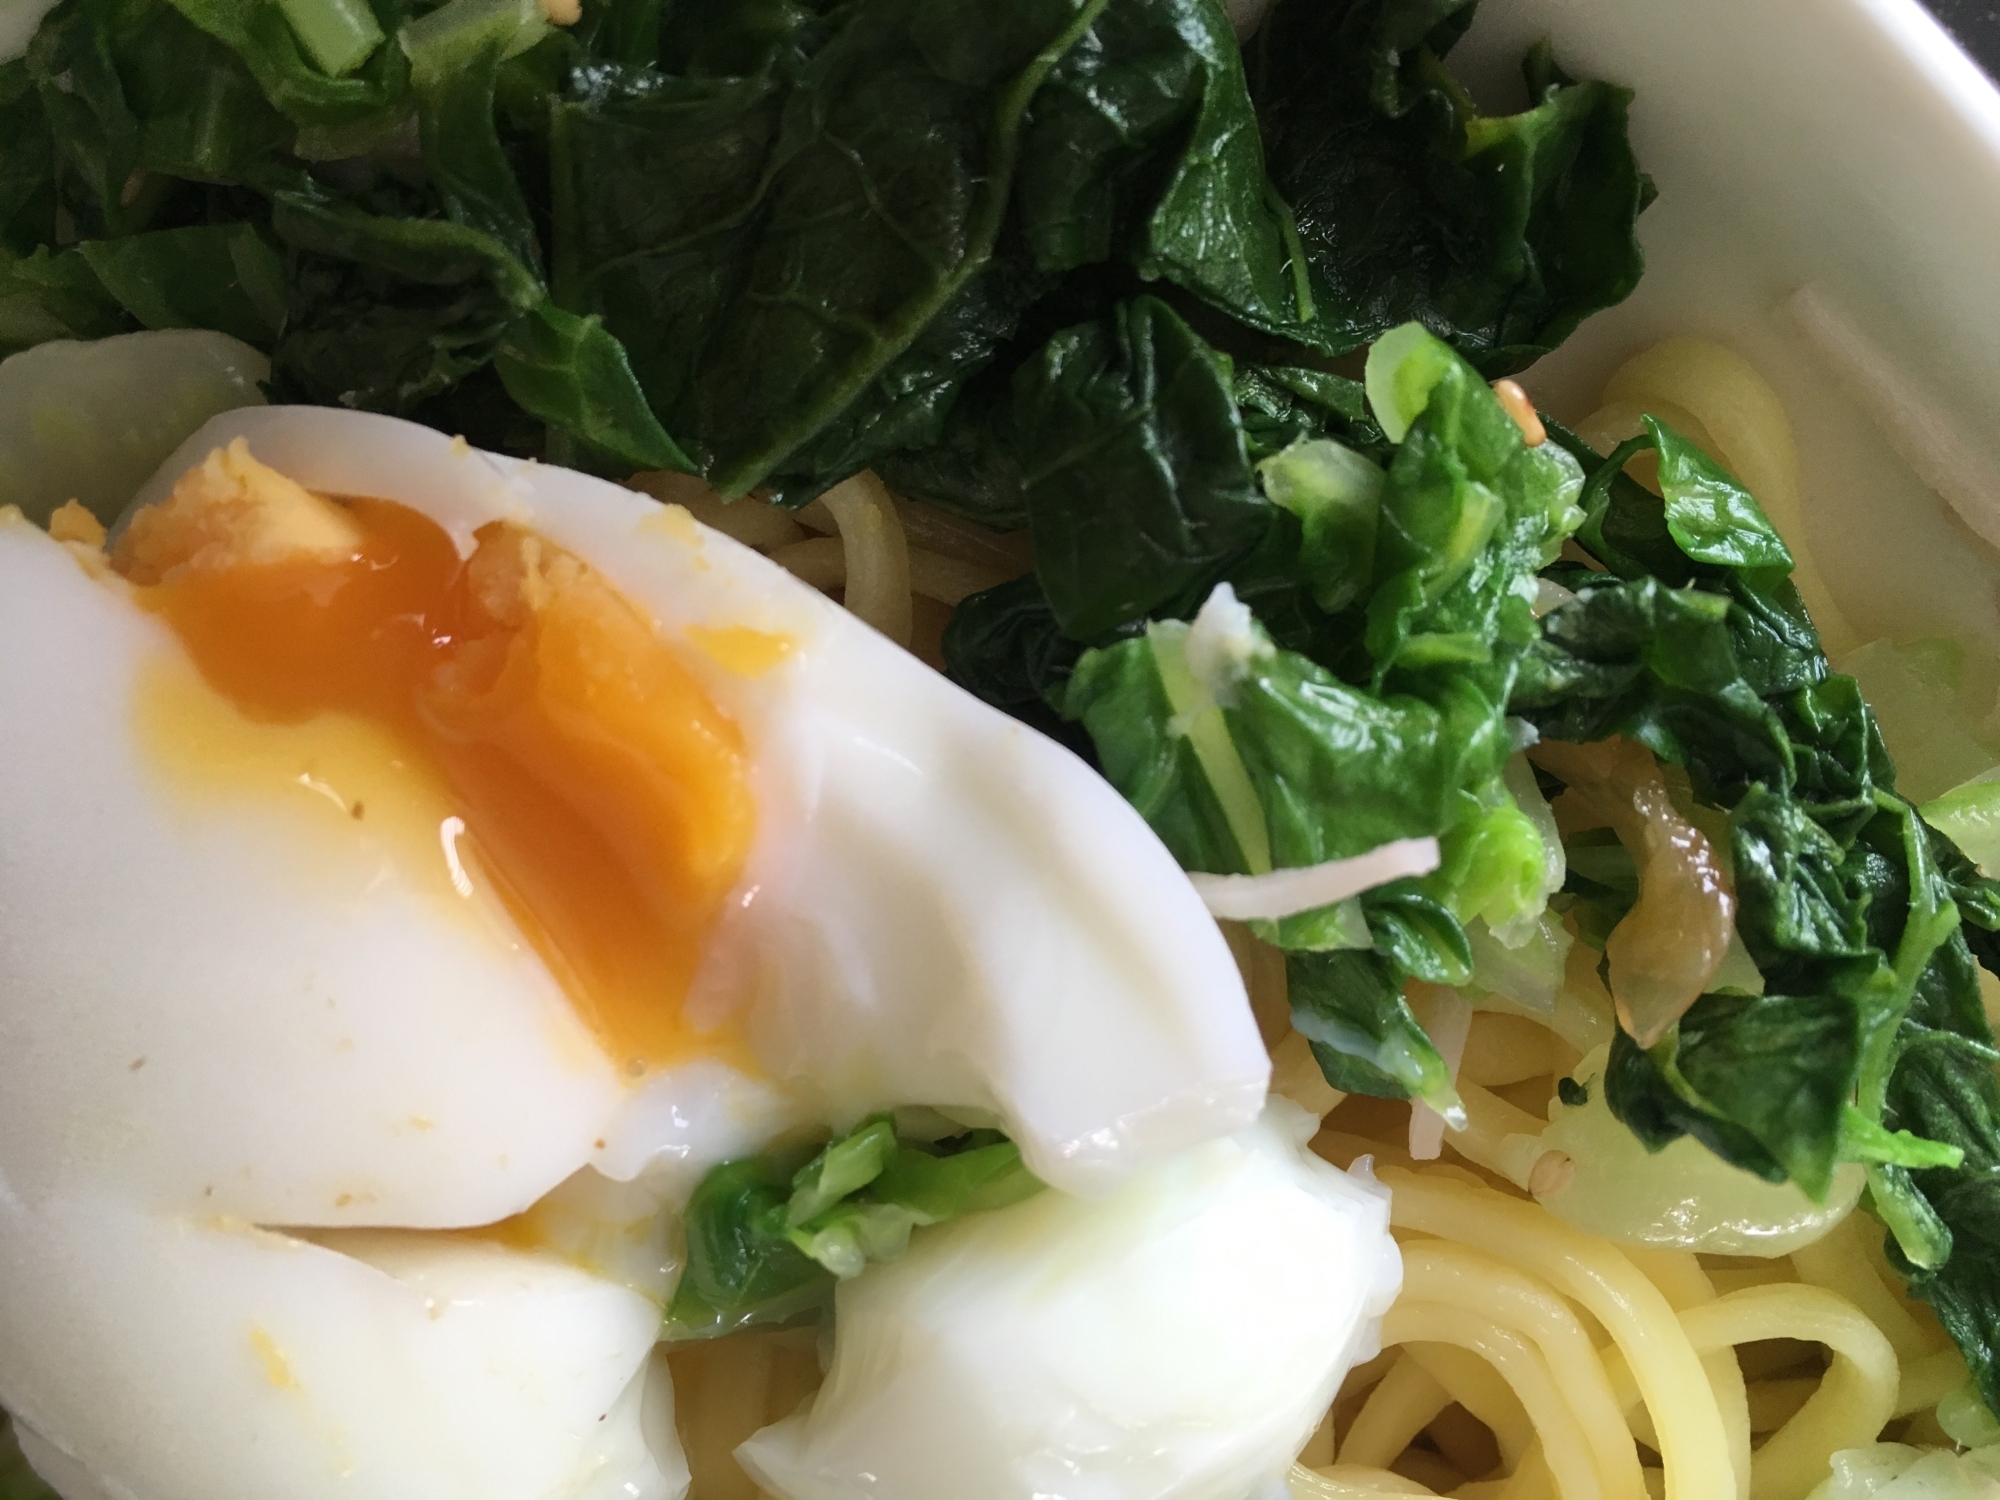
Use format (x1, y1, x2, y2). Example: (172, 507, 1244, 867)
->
(114, 440, 757, 1077)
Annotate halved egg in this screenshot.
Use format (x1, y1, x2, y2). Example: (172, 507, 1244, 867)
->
(0, 407, 1268, 1500)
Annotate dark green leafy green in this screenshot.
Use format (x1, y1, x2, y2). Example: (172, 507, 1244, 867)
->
(1018, 297, 1274, 637)
(79, 223, 286, 344)
(1243, 0, 1651, 372)
(1, 0, 1651, 517)
(1883, 950, 2000, 1408)
(0, 63, 56, 257)
(493, 300, 692, 469)
(1577, 417, 1793, 573)
(0, 247, 127, 354)
(663, 1117, 1042, 1341)
(1063, 326, 1576, 1085)
(1288, 948, 1461, 1113)
(1527, 414, 2000, 1415)
(1017, 0, 1315, 342)
(558, 0, 1110, 494)
(4, 0, 680, 463)
(941, 574, 1097, 754)
(402, 0, 549, 273)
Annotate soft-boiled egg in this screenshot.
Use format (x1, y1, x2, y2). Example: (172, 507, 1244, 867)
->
(738, 1103, 1401, 1500)
(0, 406, 1270, 1499)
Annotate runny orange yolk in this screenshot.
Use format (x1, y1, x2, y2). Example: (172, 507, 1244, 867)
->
(112, 441, 757, 1077)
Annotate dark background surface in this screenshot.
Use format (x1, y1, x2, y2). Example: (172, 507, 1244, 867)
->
(1928, 0, 2000, 72)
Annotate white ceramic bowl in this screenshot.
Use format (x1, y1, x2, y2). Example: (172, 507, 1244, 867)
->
(1458, 0, 2000, 654)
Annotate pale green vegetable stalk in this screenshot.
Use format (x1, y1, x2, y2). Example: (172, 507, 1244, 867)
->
(275, 0, 384, 76)
(0, 331, 268, 528)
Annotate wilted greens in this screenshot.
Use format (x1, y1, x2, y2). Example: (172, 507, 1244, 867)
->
(1514, 425, 2000, 1411)
(663, 1116, 1041, 1341)
(1060, 319, 2000, 1413)
(1, 0, 1649, 484)
(10, 0, 1997, 1433)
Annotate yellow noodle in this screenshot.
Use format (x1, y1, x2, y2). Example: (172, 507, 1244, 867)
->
(906, 547, 1010, 606)
(1676, 1284, 1900, 1500)
(1746, 1378, 1819, 1434)
(1390, 1446, 1467, 1494)
(817, 471, 912, 646)
(1461, 1013, 1581, 1088)
(1289, 1463, 1437, 1496)
(1446, 1080, 1556, 1193)
(889, 493, 1034, 573)
(1300, 1406, 1339, 1467)
(1854, 1219, 1952, 1344)
(790, 497, 835, 534)
(1223, 921, 1293, 1044)
(1734, 1339, 1824, 1382)
(1623, 1247, 1715, 1311)
(1342, 1347, 1402, 1401)
(1272, 1028, 1345, 1116)
(760, 1327, 823, 1425)
(670, 1335, 776, 1500)
(1401, 1343, 1534, 1471)
(1895, 1346, 1969, 1417)
(1380, 1169, 1737, 1500)
(1707, 1265, 1799, 1295)
(1312, 1128, 1423, 1177)
(1376, 1302, 1598, 1500)
(1399, 1242, 1645, 1500)
(1790, 1214, 1942, 1362)
(1425, 1397, 1501, 1478)
(1494, 1449, 1559, 1500)
(1619, 1248, 1753, 1496)
(765, 535, 843, 593)
(1705, 1349, 1755, 1499)
(908, 592, 952, 672)
(772, 534, 1008, 609)
(1338, 1353, 1452, 1470)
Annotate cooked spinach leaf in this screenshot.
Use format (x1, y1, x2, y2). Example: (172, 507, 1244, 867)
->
(1, 0, 1650, 507)
(1529, 419, 2000, 1414)
(1289, 947, 1461, 1112)
(1243, 0, 1650, 372)
(1063, 326, 1574, 1091)
(557, 0, 1110, 494)
(1018, 296, 1274, 637)
(941, 573, 1097, 754)
(663, 1116, 1042, 1341)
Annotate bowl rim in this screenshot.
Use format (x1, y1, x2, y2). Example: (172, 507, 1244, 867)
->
(1852, 0, 2000, 155)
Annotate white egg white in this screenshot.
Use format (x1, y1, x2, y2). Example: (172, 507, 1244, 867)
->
(3, 1195, 680, 1500)
(0, 406, 1273, 1500)
(738, 1104, 1401, 1500)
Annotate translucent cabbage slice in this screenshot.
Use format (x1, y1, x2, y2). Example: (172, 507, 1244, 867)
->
(0, 331, 268, 529)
